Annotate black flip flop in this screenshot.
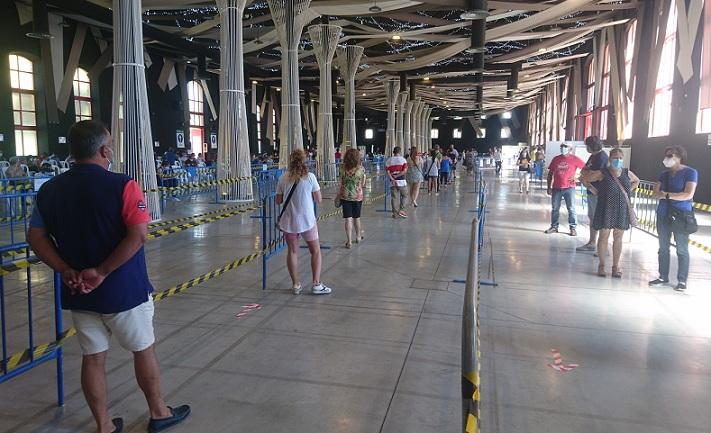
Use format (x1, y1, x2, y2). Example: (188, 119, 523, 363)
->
(111, 418, 123, 433)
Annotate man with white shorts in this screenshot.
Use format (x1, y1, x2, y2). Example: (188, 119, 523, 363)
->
(28, 121, 190, 433)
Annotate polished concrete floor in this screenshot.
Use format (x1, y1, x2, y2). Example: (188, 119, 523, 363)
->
(1, 170, 711, 433)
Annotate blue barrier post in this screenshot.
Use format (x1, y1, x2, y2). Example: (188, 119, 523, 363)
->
(54, 271, 64, 406)
(377, 175, 390, 213)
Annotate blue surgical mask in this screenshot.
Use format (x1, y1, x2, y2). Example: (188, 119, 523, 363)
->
(560, 147, 569, 155)
(611, 159, 623, 169)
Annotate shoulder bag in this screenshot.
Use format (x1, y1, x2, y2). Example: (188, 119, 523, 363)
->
(276, 178, 299, 231)
(609, 168, 638, 228)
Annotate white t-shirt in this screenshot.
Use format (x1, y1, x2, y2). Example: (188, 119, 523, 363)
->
(276, 172, 320, 234)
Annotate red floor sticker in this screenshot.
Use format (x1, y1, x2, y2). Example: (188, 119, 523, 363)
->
(235, 303, 262, 319)
(547, 349, 579, 372)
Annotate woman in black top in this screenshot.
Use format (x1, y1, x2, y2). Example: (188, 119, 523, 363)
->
(517, 149, 532, 194)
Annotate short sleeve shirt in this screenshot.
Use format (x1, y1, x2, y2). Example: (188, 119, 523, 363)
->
(385, 155, 408, 181)
(339, 166, 365, 201)
(548, 154, 586, 189)
(276, 172, 320, 234)
(657, 167, 699, 216)
(585, 151, 609, 192)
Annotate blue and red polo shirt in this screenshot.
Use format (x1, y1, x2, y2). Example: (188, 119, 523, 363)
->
(30, 163, 153, 314)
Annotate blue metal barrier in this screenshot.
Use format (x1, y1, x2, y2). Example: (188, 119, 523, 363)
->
(0, 180, 65, 406)
(257, 169, 286, 290)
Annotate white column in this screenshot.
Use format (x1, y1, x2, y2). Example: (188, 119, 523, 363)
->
(216, 0, 252, 202)
(396, 91, 407, 150)
(385, 79, 399, 156)
(111, 0, 160, 219)
(308, 24, 341, 181)
(404, 100, 414, 151)
(411, 100, 422, 153)
(426, 108, 434, 151)
(267, 0, 311, 167)
(336, 45, 364, 149)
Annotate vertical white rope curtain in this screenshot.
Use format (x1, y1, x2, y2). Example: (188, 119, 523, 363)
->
(216, 0, 252, 201)
(396, 91, 407, 149)
(427, 114, 434, 151)
(411, 100, 422, 153)
(418, 103, 427, 153)
(385, 80, 400, 156)
(404, 100, 414, 150)
(422, 106, 430, 153)
(110, 0, 160, 220)
(267, 0, 311, 167)
(336, 45, 364, 149)
(308, 24, 341, 181)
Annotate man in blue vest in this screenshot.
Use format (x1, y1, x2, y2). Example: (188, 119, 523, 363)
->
(28, 121, 190, 433)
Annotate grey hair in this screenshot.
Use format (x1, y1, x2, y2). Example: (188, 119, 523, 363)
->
(68, 120, 110, 160)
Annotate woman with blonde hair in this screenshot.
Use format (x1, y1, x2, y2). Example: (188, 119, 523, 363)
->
(276, 149, 331, 295)
(405, 146, 424, 207)
(338, 148, 366, 248)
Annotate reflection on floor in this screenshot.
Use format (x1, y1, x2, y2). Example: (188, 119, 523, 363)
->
(1, 171, 710, 433)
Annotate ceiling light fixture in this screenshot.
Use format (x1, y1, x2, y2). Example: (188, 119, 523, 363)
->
(423, 76, 430, 81)
(369, 0, 382, 13)
(461, 0, 490, 20)
(392, 34, 402, 40)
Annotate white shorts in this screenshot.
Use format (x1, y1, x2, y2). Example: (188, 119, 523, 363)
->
(72, 298, 155, 355)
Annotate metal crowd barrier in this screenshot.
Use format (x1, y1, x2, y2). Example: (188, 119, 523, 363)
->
(0, 177, 65, 406)
(256, 169, 286, 290)
(462, 170, 488, 433)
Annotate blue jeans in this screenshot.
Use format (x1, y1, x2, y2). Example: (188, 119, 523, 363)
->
(656, 213, 690, 283)
(551, 188, 577, 229)
(534, 161, 544, 180)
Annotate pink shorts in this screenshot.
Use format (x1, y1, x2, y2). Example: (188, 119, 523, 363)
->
(284, 225, 319, 242)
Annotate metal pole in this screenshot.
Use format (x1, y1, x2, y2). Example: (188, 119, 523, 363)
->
(53, 271, 64, 406)
(462, 217, 480, 432)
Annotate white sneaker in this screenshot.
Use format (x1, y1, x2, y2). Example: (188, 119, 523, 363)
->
(312, 283, 332, 295)
(292, 284, 302, 295)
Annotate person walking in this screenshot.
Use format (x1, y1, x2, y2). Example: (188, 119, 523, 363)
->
(276, 149, 332, 295)
(405, 146, 424, 207)
(544, 142, 586, 236)
(649, 145, 698, 291)
(385, 146, 409, 218)
(493, 147, 503, 176)
(577, 136, 609, 253)
(448, 144, 459, 180)
(425, 149, 440, 195)
(27, 121, 190, 433)
(581, 148, 640, 278)
(439, 153, 452, 188)
(517, 148, 532, 193)
(338, 148, 366, 248)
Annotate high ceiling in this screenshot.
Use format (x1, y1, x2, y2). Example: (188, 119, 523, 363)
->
(46, 0, 640, 115)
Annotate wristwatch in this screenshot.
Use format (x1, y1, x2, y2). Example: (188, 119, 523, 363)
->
(665, 193, 670, 200)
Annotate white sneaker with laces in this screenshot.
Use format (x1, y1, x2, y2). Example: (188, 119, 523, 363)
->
(312, 283, 332, 295)
(292, 284, 302, 295)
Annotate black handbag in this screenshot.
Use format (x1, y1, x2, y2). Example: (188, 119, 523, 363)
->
(663, 173, 698, 234)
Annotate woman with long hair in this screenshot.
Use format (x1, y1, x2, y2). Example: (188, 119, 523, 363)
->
(276, 149, 331, 295)
(405, 146, 424, 207)
(338, 148, 366, 248)
(517, 148, 532, 194)
(425, 149, 440, 195)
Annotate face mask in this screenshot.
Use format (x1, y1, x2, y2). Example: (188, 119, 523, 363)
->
(560, 147, 569, 155)
(611, 159, 623, 169)
(662, 157, 677, 168)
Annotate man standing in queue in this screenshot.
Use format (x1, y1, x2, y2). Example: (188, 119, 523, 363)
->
(28, 120, 190, 433)
(544, 142, 586, 236)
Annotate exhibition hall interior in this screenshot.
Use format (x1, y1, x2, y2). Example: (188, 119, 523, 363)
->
(1, 0, 711, 432)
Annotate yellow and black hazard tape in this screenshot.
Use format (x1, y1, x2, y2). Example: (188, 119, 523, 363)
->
(693, 202, 711, 213)
(0, 182, 33, 193)
(0, 256, 42, 277)
(148, 201, 257, 229)
(637, 218, 711, 255)
(144, 176, 255, 194)
(0, 215, 27, 224)
(147, 205, 261, 240)
(1, 247, 28, 259)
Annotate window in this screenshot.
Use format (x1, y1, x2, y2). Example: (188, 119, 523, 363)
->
(10, 54, 37, 156)
(453, 128, 462, 139)
(501, 126, 511, 139)
(256, 109, 262, 153)
(73, 67, 92, 122)
(649, 0, 677, 137)
(624, 20, 637, 138)
(187, 80, 205, 154)
(365, 128, 374, 139)
(698, 0, 711, 133)
(478, 127, 486, 138)
(431, 128, 439, 139)
(599, 46, 611, 140)
(579, 60, 596, 139)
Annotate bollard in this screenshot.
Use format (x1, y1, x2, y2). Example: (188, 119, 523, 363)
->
(462, 217, 480, 433)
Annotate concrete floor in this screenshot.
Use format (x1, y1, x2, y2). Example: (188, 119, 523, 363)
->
(1, 170, 711, 433)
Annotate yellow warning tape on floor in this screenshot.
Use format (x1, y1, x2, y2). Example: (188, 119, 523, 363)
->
(144, 176, 254, 194)
(0, 192, 389, 373)
(148, 202, 257, 229)
(147, 205, 261, 240)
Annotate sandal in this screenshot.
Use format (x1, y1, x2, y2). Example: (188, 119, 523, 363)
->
(611, 267, 622, 279)
(344, 241, 352, 249)
(597, 265, 607, 277)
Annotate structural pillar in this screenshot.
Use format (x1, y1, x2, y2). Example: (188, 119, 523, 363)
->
(308, 24, 341, 181)
(385, 79, 400, 156)
(404, 99, 414, 151)
(336, 45, 364, 149)
(110, 0, 160, 219)
(216, 0, 252, 201)
(396, 91, 407, 150)
(267, 0, 311, 167)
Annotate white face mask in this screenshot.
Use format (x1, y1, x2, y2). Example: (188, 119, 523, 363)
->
(662, 156, 677, 168)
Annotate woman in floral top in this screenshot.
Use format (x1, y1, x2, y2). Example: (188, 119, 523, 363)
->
(339, 148, 366, 248)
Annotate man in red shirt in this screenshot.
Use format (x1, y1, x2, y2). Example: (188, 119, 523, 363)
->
(544, 143, 586, 236)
